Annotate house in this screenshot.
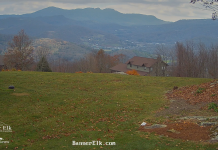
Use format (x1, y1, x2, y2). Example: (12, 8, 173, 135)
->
(0, 55, 4, 71)
(110, 56, 168, 76)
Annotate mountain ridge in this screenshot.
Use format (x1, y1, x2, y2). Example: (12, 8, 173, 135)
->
(1, 6, 168, 26)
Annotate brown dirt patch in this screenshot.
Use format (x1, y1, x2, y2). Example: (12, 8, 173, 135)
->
(158, 80, 218, 117)
(12, 93, 30, 96)
(166, 80, 218, 105)
(155, 99, 218, 117)
(139, 121, 211, 141)
(140, 80, 218, 142)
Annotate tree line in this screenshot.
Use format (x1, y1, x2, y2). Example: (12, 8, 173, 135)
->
(47, 50, 127, 73)
(156, 41, 218, 78)
(2, 30, 218, 79)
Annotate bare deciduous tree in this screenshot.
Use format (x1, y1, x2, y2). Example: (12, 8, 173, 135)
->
(197, 43, 209, 78)
(71, 49, 126, 73)
(4, 30, 34, 70)
(208, 45, 218, 78)
(190, 0, 218, 20)
(155, 44, 169, 63)
(34, 45, 51, 62)
(174, 42, 197, 77)
(161, 41, 218, 78)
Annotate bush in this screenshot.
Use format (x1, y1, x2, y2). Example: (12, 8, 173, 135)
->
(196, 87, 205, 94)
(126, 70, 140, 76)
(11, 68, 16, 71)
(208, 103, 218, 112)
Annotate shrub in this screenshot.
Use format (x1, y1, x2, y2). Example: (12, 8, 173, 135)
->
(196, 87, 205, 94)
(208, 103, 218, 112)
(126, 70, 140, 76)
(76, 71, 83, 73)
(11, 68, 16, 71)
(211, 94, 216, 97)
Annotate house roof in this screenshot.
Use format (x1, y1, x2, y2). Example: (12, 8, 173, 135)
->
(110, 63, 129, 73)
(0, 55, 4, 65)
(110, 63, 148, 76)
(126, 56, 158, 67)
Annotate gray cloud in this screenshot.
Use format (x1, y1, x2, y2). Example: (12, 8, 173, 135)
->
(0, 0, 214, 21)
(0, 0, 184, 5)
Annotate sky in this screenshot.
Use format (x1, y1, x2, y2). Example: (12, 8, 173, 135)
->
(0, 0, 215, 22)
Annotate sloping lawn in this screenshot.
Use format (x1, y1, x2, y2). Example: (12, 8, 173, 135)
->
(0, 71, 216, 149)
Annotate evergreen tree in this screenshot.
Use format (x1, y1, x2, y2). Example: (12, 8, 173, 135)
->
(36, 56, 52, 72)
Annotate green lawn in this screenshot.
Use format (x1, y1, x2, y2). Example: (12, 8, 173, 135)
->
(0, 71, 216, 149)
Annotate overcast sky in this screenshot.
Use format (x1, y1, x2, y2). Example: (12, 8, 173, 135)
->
(0, 0, 214, 22)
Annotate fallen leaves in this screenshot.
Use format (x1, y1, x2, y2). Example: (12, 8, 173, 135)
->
(140, 121, 211, 141)
(42, 134, 60, 140)
(166, 80, 218, 104)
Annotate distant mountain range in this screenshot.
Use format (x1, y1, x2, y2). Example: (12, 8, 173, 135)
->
(0, 7, 168, 26)
(0, 6, 218, 59)
(8, 7, 168, 26)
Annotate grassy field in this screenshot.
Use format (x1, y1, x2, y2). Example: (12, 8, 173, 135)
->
(0, 71, 217, 150)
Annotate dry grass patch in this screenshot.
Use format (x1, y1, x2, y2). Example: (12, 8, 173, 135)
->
(11, 93, 30, 96)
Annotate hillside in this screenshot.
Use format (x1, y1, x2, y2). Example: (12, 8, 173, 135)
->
(1, 71, 218, 149)
(0, 36, 93, 60)
(0, 16, 121, 47)
(0, 7, 218, 58)
(1, 15, 218, 51)
(33, 38, 92, 61)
